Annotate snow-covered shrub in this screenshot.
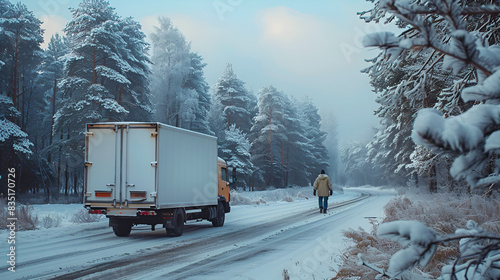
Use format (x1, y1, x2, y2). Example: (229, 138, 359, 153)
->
(41, 215, 62, 228)
(253, 198, 266, 205)
(282, 196, 293, 202)
(333, 220, 400, 279)
(229, 189, 253, 205)
(17, 204, 39, 230)
(0, 201, 44, 230)
(71, 209, 103, 223)
(297, 191, 306, 199)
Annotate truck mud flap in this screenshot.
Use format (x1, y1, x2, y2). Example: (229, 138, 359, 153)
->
(218, 196, 230, 213)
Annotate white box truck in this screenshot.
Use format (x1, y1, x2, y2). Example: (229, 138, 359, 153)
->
(83, 122, 231, 237)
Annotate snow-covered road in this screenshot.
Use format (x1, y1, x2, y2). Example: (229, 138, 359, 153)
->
(0, 187, 395, 280)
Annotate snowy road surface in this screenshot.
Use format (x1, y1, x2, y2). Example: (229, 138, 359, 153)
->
(1, 187, 395, 280)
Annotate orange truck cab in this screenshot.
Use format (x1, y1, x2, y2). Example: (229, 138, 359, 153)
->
(217, 157, 231, 210)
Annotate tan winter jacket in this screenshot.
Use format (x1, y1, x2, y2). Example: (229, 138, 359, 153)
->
(313, 174, 333, 197)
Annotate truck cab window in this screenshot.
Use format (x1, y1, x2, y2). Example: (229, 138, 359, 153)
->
(221, 167, 228, 182)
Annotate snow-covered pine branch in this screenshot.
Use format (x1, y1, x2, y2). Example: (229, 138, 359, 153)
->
(364, 0, 500, 77)
(359, 220, 500, 279)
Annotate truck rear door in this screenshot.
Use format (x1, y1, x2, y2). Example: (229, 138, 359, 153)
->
(85, 123, 157, 207)
(121, 124, 157, 206)
(85, 124, 119, 203)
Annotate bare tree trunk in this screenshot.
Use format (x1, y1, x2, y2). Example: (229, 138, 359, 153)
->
(57, 132, 62, 195)
(429, 163, 437, 193)
(65, 161, 69, 196)
(12, 37, 19, 112)
(73, 171, 78, 195)
(92, 47, 97, 84)
(100, 58, 106, 86)
(21, 75, 25, 130)
(49, 78, 57, 162)
(227, 92, 232, 130)
(269, 107, 273, 186)
(284, 144, 289, 187)
(448, 172, 455, 192)
(118, 87, 123, 105)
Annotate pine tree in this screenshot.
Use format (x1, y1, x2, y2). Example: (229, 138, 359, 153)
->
(150, 17, 210, 132)
(150, 16, 191, 127)
(363, 0, 500, 191)
(53, 0, 152, 196)
(356, 1, 500, 277)
(212, 63, 257, 134)
(300, 98, 330, 185)
(339, 141, 376, 186)
(0, 0, 44, 127)
(281, 97, 313, 186)
(250, 85, 288, 188)
(118, 16, 153, 121)
(322, 113, 340, 184)
(0, 0, 48, 195)
(361, 2, 467, 190)
(0, 95, 33, 159)
(185, 52, 211, 134)
(208, 99, 227, 139)
(28, 34, 68, 153)
(220, 124, 254, 189)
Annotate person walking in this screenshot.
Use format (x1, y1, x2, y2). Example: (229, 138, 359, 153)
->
(313, 170, 333, 213)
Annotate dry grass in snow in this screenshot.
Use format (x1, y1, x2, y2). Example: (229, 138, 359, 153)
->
(333, 191, 500, 279)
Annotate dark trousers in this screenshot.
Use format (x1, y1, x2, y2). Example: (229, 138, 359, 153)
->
(318, 196, 329, 210)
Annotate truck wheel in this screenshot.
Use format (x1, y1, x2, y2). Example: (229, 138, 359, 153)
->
(167, 211, 184, 237)
(212, 202, 225, 227)
(113, 224, 132, 237)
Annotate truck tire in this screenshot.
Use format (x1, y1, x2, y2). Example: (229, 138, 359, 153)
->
(166, 210, 184, 237)
(113, 223, 132, 237)
(212, 202, 225, 227)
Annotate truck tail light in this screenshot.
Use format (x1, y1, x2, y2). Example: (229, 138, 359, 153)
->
(95, 191, 112, 198)
(89, 209, 106, 214)
(130, 191, 146, 199)
(138, 211, 156, 216)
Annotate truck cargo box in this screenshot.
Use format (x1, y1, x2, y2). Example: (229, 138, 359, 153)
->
(84, 122, 219, 211)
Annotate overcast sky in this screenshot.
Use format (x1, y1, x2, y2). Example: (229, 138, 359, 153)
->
(23, 0, 383, 145)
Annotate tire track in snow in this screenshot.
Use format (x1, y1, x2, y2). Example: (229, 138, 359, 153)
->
(162, 195, 370, 280)
(156, 194, 373, 279)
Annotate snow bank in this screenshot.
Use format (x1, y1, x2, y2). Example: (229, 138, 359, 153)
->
(0, 203, 102, 232)
(230, 186, 344, 206)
